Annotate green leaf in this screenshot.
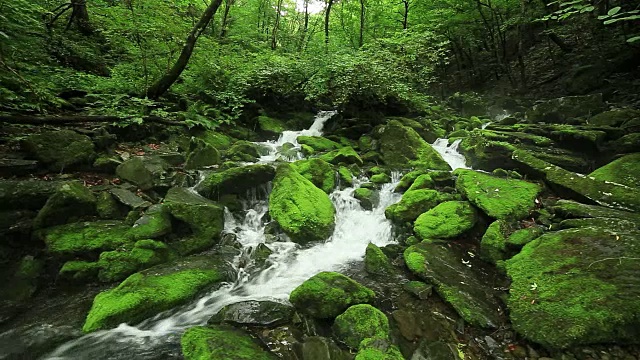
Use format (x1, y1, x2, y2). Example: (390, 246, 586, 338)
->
(627, 36, 640, 43)
(580, 5, 594, 13)
(608, 7, 621, 16)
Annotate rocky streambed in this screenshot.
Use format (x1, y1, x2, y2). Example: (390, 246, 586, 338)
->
(0, 95, 639, 360)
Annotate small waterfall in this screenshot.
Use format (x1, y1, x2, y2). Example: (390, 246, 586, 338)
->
(432, 138, 469, 170)
(43, 112, 401, 360)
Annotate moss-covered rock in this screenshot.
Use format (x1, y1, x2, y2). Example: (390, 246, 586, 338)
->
(480, 220, 509, 264)
(406, 174, 435, 191)
(289, 271, 375, 319)
(370, 173, 391, 185)
(59, 260, 100, 283)
(589, 153, 640, 188)
(195, 164, 275, 200)
(0, 180, 67, 211)
(42, 221, 134, 258)
(197, 131, 234, 151)
(96, 192, 127, 219)
(513, 150, 640, 212)
(355, 337, 404, 360)
(297, 136, 341, 153)
(525, 94, 605, 124)
(97, 240, 174, 283)
(209, 300, 294, 327)
(291, 158, 335, 193)
(128, 204, 172, 240)
(185, 138, 220, 170)
(258, 115, 287, 138)
(377, 121, 450, 171)
(320, 146, 363, 166)
(33, 182, 96, 229)
(181, 325, 276, 360)
(385, 189, 455, 224)
(413, 201, 478, 240)
(394, 170, 426, 193)
(226, 140, 261, 162)
(404, 242, 502, 328)
(333, 304, 390, 349)
(354, 188, 377, 211)
(507, 227, 543, 248)
(364, 243, 393, 276)
(83, 256, 234, 332)
(269, 164, 335, 244)
(115, 156, 170, 191)
(552, 199, 640, 225)
(588, 109, 640, 127)
(338, 166, 354, 187)
(506, 227, 640, 349)
(22, 130, 96, 171)
(454, 169, 541, 220)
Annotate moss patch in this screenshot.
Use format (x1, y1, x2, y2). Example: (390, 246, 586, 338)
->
(42, 221, 134, 258)
(589, 153, 640, 188)
(333, 304, 390, 349)
(320, 146, 363, 166)
(385, 189, 455, 224)
(33, 182, 96, 229)
(413, 201, 478, 240)
(195, 164, 275, 200)
(377, 120, 450, 171)
(291, 158, 336, 193)
(181, 325, 276, 360)
(364, 243, 393, 276)
(297, 136, 341, 153)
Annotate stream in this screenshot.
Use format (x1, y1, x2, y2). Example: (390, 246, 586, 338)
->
(42, 111, 410, 359)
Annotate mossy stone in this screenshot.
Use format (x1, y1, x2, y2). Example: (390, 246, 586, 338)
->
(208, 300, 293, 327)
(377, 120, 450, 171)
(552, 199, 640, 225)
(97, 240, 173, 283)
(480, 220, 509, 264)
(413, 201, 478, 240)
(370, 173, 391, 185)
(320, 146, 363, 166)
(338, 166, 354, 187)
(195, 164, 275, 200)
(42, 221, 134, 258)
(96, 192, 127, 219)
(507, 227, 543, 247)
(227, 140, 261, 162)
(506, 227, 640, 349)
(185, 138, 220, 170)
(128, 204, 172, 240)
(589, 153, 640, 188)
(297, 136, 341, 153)
(354, 188, 377, 211)
(197, 131, 234, 151)
(355, 337, 404, 360)
(291, 158, 336, 193)
(289, 271, 375, 319)
(589, 109, 640, 127)
(33, 182, 97, 229)
(83, 256, 234, 332)
(115, 156, 170, 191)
(394, 170, 426, 193)
(385, 189, 454, 224)
(269, 164, 335, 244)
(364, 243, 393, 276)
(181, 325, 276, 360)
(59, 260, 100, 283)
(258, 115, 287, 137)
(454, 169, 541, 220)
(406, 174, 435, 191)
(333, 304, 390, 349)
(22, 130, 96, 171)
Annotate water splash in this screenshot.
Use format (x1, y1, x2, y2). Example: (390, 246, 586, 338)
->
(431, 138, 469, 171)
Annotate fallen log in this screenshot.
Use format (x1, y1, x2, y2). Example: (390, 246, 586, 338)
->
(0, 115, 184, 126)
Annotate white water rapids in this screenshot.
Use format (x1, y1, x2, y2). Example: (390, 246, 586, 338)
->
(43, 111, 403, 360)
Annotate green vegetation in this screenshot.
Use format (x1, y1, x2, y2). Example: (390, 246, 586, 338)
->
(364, 243, 393, 276)
(291, 158, 336, 193)
(333, 304, 390, 349)
(385, 189, 455, 223)
(413, 201, 478, 240)
(181, 325, 276, 360)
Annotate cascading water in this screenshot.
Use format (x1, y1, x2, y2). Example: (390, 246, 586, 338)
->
(43, 111, 401, 360)
(431, 138, 469, 170)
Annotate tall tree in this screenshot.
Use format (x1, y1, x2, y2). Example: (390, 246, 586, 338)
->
(219, 0, 235, 38)
(359, 0, 366, 47)
(271, 0, 284, 49)
(145, 0, 224, 99)
(325, 0, 335, 50)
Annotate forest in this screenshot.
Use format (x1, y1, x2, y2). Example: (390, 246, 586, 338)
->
(1, 0, 640, 359)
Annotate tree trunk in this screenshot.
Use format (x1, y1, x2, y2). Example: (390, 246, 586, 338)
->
(219, 0, 234, 38)
(271, 0, 284, 50)
(299, 0, 310, 51)
(145, 0, 223, 100)
(359, 0, 365, 47)
(68, 0, 93, 34)
(325, 0, 334, 51)
(402, 0, 409, 30)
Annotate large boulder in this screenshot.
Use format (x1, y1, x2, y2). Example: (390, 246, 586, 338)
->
(333, 304, 390, 349)
(269, 164, 335, 244)
(291, 158, 336, 193)
(589, 153, 640, 188)
(552, 199, 640, 226)
(289, 272, 375, 319)
(297, 136, 341, 153)
(0, 180, 68, 211)
(588, 108, 640, 127)
(376, 120, 450, 170)
(41, 221, 134, 259)
(364, 243, 393, 276)
(115, 156, 171, 191)
(33, 182, 96, 229)
(226, 140, 263, 162)
(22, 130, 95, 171)
(454, 169, 541, 220)
(209, 300, 294, 327)
(181, 325, 276, 360)
(413, 201, 478, 240)
(513, 150, 640, 212)
(385, 189, 456, 224)
(195, 164, 275, 200)
(404, 242, 502, 328)
(526, 94, 605, 124)
(506, 227, 640, 349)
(320, 146, 363, 166)
(83, 256, 234, 332)
(185, 138, 220, 170)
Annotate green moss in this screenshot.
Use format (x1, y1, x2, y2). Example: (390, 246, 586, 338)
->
(258, 115, 286, 134)
(33, 182, 96, 229)
(355, 338, 404, 360)
(96, 192, 127, 219)
(300, 144, 315, 156)
(59, 260, 100, 282)
(413, 201, 478, 240)
(198, 131, 234, 151)
(552, 199, 640, 224)
(338, 166, 354, 187)
(97, 240, 173, 283)
(289, 271, 375, 319)
(505, 227, 640, 349)
(185, 138, 221, 170)
(364, 243, 393, 275)
(297, 136, 341, 153)
(83, 256, 233, 332)
(227, 140, 261, 162)
(385, 189, 454, 224)
(403, 251, 426, 274)
(42, 221, 134, 258)
(333, 304, 390, 349)
(589, 153, 640, 188)
(291, 158, 336, 193)
(407, 174, 435, 191)
(195, 164, 276, 199)
(319, 146, 363, 166)
(394, 170, 426, 193)
(358, 135, 374, 152)
(22, 130, 95, 171)
(507, 227, 543, 247)
(354, 187, 377, 210)
(377, 120, 450, 171)
(269, 164, 335, 244)
(402, 281, 433, 299)
(128, 204, 172, 240)
(589, 109, 640, 127)
(480, 220, 509, 263)
(370, 173, 391, 185)
(181, 325, 276, 360)
(454, 169, 541, 220)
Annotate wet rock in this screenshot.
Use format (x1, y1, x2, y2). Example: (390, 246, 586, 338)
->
(364, 243, 393, 276)
(526, 94, 605, 124)
(209, 300, 294, 327)
(40, 220, 134, 259)
(92, 156, 121, 173)
(320, 146, 363, 166)
(402, 281, 433, 300)
(298, 336, 352, 360)
(0, 256, 43, 321)
(354, 188, 378, 211)
(110, 188, 152, 209)
(297, 136, 341, 153)
(163, 187, 224, 255)
(376, 121, 450, 171)
(181, 325, 276, 360)
(395, 171, 427, 193)
(589, 153, 640, 188)
(455, 169, 541, 220)
(0, 158, 38, 177)
(292, 158, 336, 193)
(269, 164, 335, 244)
(289, 271, 375, 319)
(513, 150, 640, 212)
(227, 140, 262, 162)
(370, 173, 391, 185)
(0, 180, 68, 211)
(195, 164, 275, 199)
(83, 255, 235, 332)
(385, 189, 456, 224)
(413, 201, 478, 240)
(129, 204, 172, 239)
(33, 182, 97, 229)
(588, 108, 640, 127)
(115, 156, 171, 191)
(185, 138, 220, 170)
(333, 304, 390, 349)
(506, 227, 640, 349)
(338, 166, 354, 187)
(58, 260, 101, 283)
(404, 242, 502, 328)
(257, 115, 287, 139)
(250, 243, 273, 266)
(411, 340, 460, 360)
(22, 129, 96, 171)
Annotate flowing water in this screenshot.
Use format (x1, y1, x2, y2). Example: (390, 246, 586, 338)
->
(42, 111, 402, 360)
(431, 138, 469, 170)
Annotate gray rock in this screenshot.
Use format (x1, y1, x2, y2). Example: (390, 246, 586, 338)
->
(22, 130, 96, 171)
(110, 188, 152, 209)
(209, 300, 294, 327)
